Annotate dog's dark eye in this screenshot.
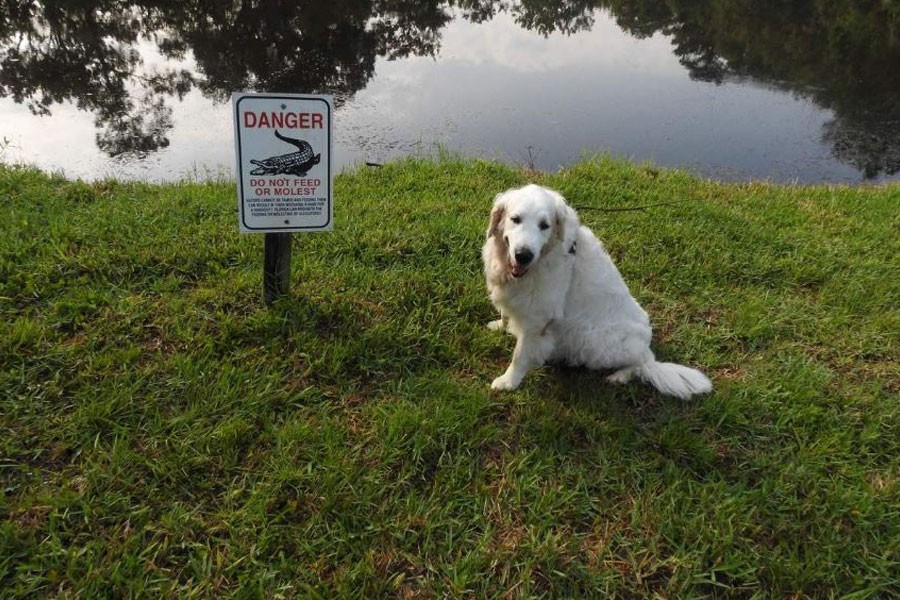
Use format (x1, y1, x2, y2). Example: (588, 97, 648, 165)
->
(510, 215, 522, 224)
(539, 221, 550, 231)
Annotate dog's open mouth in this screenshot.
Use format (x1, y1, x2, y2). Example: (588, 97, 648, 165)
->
(509, 261, 528, 278)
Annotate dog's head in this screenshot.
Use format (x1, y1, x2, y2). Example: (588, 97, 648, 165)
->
(486, 184, 579, 279)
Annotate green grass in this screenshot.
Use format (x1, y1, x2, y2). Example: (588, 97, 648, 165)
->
(1, 156, 898, 598)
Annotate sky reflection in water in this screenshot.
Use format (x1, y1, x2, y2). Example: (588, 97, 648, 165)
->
(1, 4, 897, 184)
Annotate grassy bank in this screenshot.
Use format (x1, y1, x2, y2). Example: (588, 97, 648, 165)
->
(1, 157, 898, 598)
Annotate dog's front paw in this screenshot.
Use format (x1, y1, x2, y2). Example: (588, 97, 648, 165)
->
(491, 373, 519, 391)
(487, 319, 505, 332)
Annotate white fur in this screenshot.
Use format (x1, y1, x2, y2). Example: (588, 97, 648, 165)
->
(482, 184, 712, 399)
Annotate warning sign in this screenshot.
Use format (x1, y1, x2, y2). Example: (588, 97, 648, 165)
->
(232, 93, 333, 232)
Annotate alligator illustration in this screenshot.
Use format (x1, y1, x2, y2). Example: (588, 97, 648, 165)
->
(250, 130, 320, 176)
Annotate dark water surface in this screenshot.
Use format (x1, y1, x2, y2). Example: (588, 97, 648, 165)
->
(2, 1, 900, 184)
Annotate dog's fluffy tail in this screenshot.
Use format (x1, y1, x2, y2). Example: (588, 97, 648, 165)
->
(636, 360, 712, 399)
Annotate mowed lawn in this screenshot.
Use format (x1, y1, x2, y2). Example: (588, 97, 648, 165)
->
(1, 157, 898, 598)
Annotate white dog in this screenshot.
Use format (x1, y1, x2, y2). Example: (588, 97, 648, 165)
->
(482, 184, 712, 399)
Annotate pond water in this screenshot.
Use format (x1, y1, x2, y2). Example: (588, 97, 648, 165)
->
(2, 1, 900, 184)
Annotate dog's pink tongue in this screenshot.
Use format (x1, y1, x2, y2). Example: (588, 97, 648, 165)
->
(510, 262, 526, 277)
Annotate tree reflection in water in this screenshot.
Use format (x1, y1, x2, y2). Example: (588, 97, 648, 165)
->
(1, 0, 898, 178)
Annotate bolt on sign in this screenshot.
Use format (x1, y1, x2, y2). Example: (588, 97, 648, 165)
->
(232, 93, 333, 232)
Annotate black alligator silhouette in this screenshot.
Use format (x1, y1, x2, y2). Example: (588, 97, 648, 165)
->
(250, 130, 321, 176)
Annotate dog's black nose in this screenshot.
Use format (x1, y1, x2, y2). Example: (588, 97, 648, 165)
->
(514, 248, 534, 266)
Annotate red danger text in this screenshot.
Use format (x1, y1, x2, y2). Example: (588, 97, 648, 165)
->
(243, 111, 324, 129)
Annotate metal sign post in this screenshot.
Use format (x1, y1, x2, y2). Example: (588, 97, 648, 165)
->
(263, 232, 292, 304)
(232, 93, 333, 304)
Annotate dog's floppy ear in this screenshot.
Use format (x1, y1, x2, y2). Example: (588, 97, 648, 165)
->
(484, 192, 511, 285)
(486, 192, 507, 239)
(550, 189, 579, 249)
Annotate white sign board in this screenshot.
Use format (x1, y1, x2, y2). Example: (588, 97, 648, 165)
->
(232, 93, 333, 232)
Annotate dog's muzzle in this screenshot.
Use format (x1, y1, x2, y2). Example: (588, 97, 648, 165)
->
(509, 248, 533, 278)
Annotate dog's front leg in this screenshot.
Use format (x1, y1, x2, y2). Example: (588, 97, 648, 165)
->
(491, 326, 554, 391)
(487, 310, 508, 332)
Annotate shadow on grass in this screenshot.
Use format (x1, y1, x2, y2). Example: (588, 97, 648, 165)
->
(516, 361, 724, 481)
